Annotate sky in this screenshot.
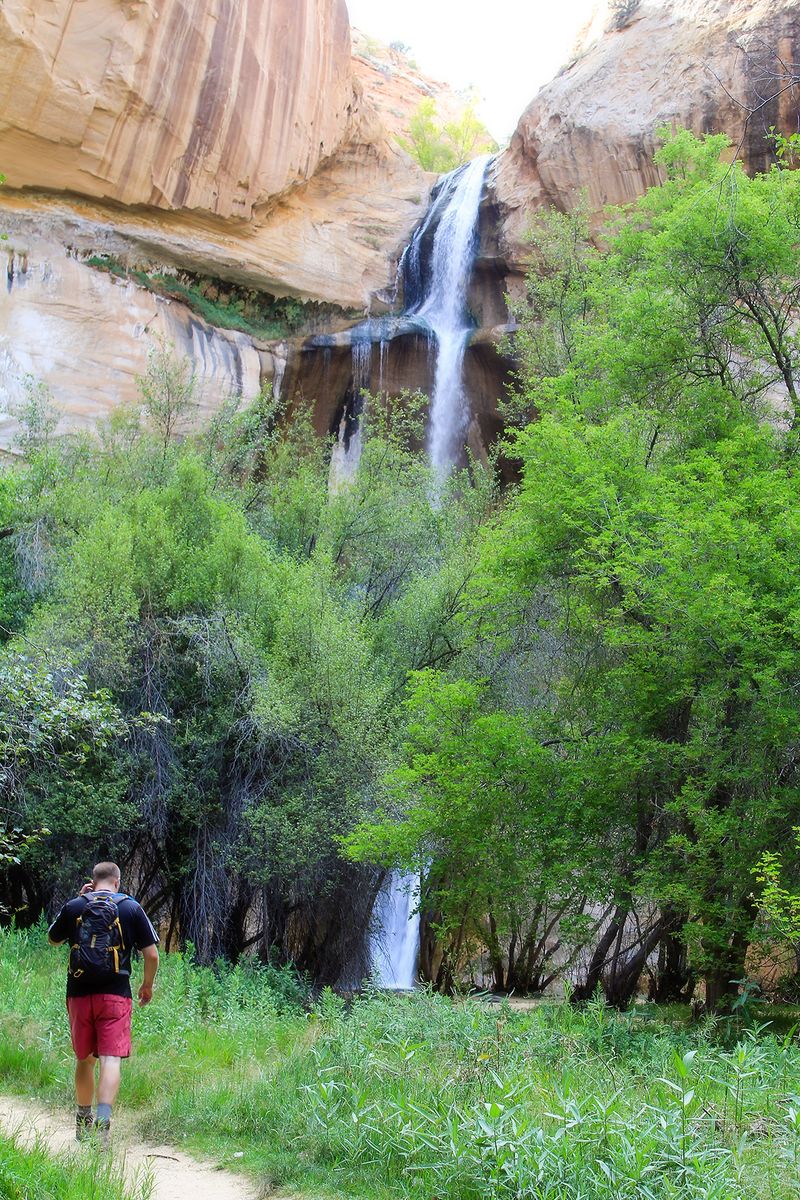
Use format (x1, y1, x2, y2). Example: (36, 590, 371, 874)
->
(345, 0, 598, 142)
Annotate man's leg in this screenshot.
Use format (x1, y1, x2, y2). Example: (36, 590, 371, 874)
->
(67, 998, 97, 1143)
(74, 1055, 97, 1106)
(74, 1055, 96, 1141)
(94, 1055, 122, 1150)
(96, 1056, 122, 1109)
(93, 994, 131, 1150)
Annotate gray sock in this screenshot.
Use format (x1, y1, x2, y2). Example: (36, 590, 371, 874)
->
(96, 1103, 112, 1125)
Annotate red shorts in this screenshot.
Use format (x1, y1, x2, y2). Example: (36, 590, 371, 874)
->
(66, 994, 133, 1060)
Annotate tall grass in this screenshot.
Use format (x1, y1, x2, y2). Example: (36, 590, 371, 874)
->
(0, 1131, 146, 1199)
(2, 924, 799, 1199)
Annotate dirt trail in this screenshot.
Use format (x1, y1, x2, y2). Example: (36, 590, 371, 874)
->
(0, 1094, 257, 1200)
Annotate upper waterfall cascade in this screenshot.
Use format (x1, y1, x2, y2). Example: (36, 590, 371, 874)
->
(322, 153, 493, 488)
(402, 154, 492, 472)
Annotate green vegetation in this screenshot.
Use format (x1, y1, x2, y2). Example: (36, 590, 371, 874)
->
(84, 257, 357, 341)
(3, 926, 800, 1199)
(756, 831, 800, 946)
(0, 1129, 141, 1200)
(398, 98, 498, 173)
(0, 377, 490, 973)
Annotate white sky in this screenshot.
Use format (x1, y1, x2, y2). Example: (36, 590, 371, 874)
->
(345, 0, 598, 142)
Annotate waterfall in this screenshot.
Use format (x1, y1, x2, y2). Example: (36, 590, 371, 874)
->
(370, 871, 421, 990)
(329, 337, 372, 490)
(404, 154, 491, 473)
(318, 152, 492, 486)
(366, 157, 490, 990)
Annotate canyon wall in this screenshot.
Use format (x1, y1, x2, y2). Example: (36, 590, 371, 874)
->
(0, 236, 263, 449)
(3, 0, 800, 452)
(0, 0, 441, 440)
(0, 0, 353, 217)
(0, 0, 431, 306)
(492, 0, 800, 284)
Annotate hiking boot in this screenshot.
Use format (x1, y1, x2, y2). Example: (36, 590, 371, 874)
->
(93, 1118, 112, 1153)
(75, 1108, 94, 1143)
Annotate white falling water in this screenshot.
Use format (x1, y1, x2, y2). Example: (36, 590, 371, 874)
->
(329, 339, 371, 491)
(416, 154, 491, 473)
(368, 157, 490, 989)
(371, 871, 421, 990)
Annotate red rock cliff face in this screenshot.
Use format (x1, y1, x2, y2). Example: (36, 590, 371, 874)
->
(0, 0, 353, 218)
(0, 0, 432, 309)
(0, 1, 439, 446)
(493, 0, 800, 281)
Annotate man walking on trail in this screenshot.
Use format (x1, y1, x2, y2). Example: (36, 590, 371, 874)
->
(48, 861, 159, 1149)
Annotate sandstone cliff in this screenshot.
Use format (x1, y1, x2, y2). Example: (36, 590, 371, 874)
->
(351, 31, 481, 148)
(0, 236, 262, 449)
(0, 0, 431, 310)
(0, 0, 354, 218)
(493, 0, 800, 282)
(0, 0, 442, 443)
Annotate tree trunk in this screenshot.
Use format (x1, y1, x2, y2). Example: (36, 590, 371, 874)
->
(572, 902, 628, 1003)
(603, 918, 665, 1008)
(650, 917, 694, 1003)
(704, 925, 750, 1013)
(704, 970, 739, 1013)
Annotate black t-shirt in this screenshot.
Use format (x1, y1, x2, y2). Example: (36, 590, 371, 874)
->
(48, 891, 159, 999)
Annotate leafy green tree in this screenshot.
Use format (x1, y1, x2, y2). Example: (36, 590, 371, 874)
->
(0, 654, 124, 917)
(138, 337, 198, 461)
(484, 130, 800, 1008)
(0, 346, 492, 979)
(398, 99, 497, 173)
(348, 130, 800, 1007)
(347, 670, 597, 992)
(754, 832, 800, 947)
(510, 128, 800, 442)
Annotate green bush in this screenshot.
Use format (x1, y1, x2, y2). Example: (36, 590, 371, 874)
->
(83, 258, 352, 341)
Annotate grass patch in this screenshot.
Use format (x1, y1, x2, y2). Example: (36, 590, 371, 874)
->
(2, 924, 800, 1198)
(0, 1130, 145, 1199)
(84, 256, 359, 342)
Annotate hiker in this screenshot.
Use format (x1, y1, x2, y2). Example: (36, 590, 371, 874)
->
(48, 861, 159, 1148)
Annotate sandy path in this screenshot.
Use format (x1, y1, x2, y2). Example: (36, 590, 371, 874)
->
(0, 1094, 258, 1200)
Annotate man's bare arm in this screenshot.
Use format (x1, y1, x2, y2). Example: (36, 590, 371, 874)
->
(138, 944, 159, 1006)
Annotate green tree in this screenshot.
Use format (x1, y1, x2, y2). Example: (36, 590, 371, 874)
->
(0, 347, 492, 979)
(347, 670, 597, 992)
(485, 130, 800, 1008)
(398, 99, 497, 173)
(350, 130, 800, 1007)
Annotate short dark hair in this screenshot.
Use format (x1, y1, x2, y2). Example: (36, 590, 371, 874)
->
(92, 861, 121, 885)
